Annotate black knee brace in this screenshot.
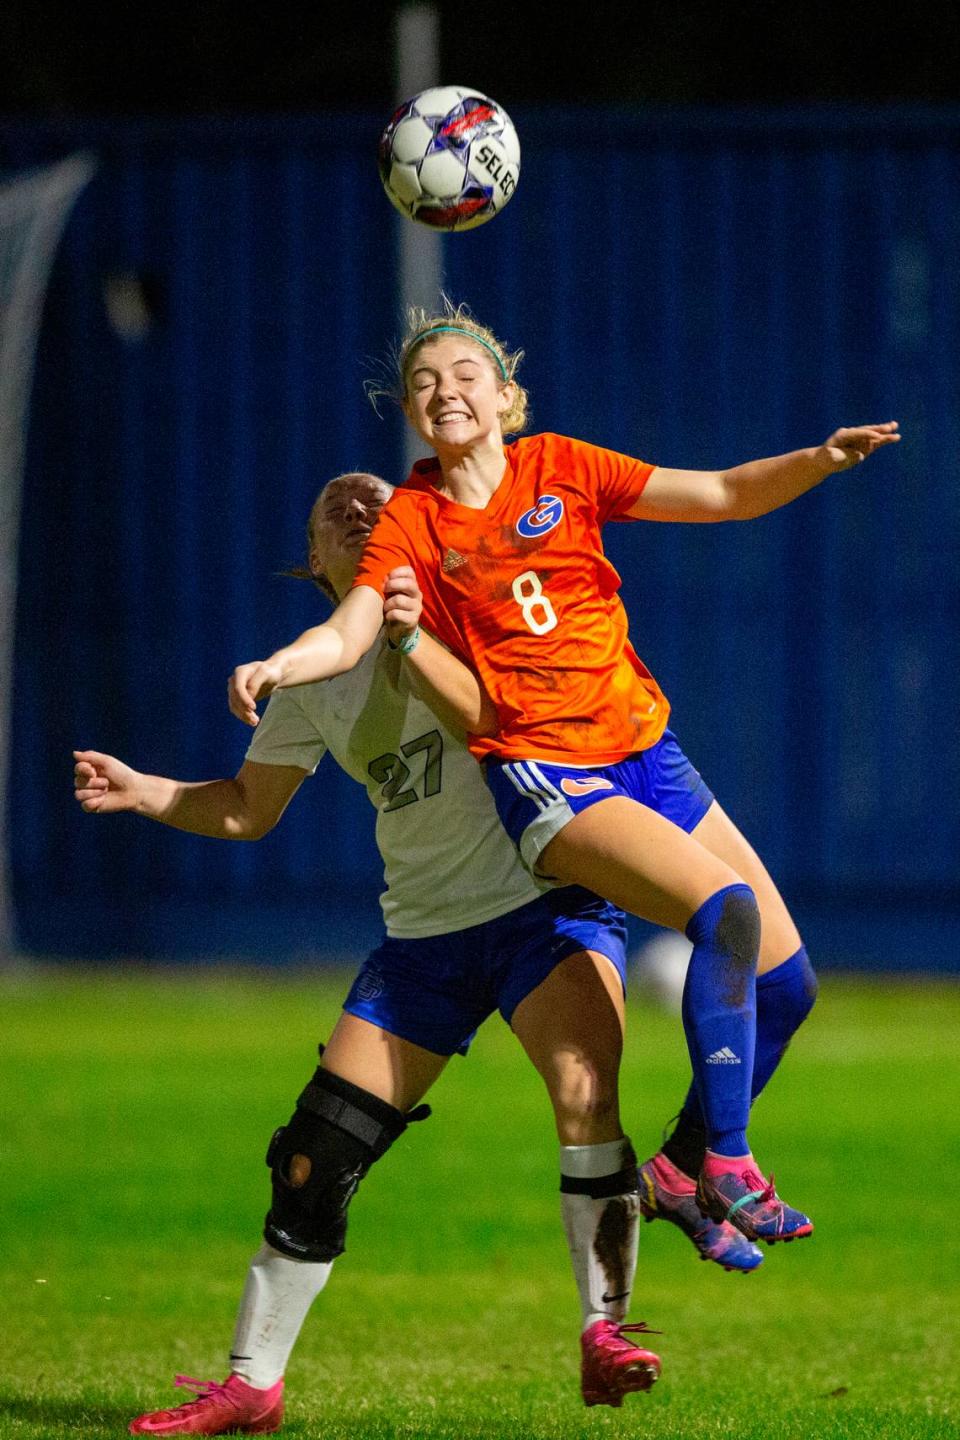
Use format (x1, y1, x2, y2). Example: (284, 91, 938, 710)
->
(264, 1064, 430, 1263)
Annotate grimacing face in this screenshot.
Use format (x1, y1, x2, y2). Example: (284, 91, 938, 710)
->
(403, 335, 513, 452)
(309, 473, 394, 583)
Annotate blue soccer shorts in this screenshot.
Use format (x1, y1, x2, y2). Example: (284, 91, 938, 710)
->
(485, 728, 715, 876)
(342, 886, 628, 1057)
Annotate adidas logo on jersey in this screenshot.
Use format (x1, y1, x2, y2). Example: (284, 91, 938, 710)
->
(442, 547, 468, 572)
(705, 1046, 741, 1064)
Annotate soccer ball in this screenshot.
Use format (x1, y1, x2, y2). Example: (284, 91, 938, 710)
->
(631, 931, 692, 1014)
(378, 86, 520, 232)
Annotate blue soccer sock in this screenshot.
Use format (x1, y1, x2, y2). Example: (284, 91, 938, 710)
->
(679, 884, 759, 1159)
(750, 946, 818, 1094)
(663, 944, 817, 1176)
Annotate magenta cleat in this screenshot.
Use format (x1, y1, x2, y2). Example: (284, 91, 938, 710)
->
(638, 1151, 763, 1273)
(696, 1155, 814, 1245)
(580, 1319, 661, 1408)
(128, 1374, 284, 1435)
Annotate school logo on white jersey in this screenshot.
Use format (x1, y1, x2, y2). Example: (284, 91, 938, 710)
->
(516, 494, 564, 538)
(560, 775, 615, 797)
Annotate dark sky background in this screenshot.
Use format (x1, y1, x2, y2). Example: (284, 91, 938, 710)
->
(3, 1, 960, 115)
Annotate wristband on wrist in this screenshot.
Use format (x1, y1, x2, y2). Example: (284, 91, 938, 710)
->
(387, 625, 421, 655)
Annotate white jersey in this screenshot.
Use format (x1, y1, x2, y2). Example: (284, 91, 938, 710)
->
(245, 633, 547, 939)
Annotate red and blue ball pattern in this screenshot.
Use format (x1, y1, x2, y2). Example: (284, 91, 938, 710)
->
(378, 86, 520, 232)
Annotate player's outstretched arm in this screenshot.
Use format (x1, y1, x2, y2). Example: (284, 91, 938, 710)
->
(383, 566, 498, 736)
(629, 422, 901, 523)
(229, 585, 384, 727)
(73, 751, 306, 840)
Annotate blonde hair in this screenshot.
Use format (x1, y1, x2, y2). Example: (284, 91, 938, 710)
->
(366, 299, 529, 436)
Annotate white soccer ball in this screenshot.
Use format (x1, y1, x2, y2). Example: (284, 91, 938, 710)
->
(378, 86, 520, 232)
(631, 931, 692, 1015)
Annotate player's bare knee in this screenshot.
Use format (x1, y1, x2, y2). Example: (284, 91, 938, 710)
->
(285, 1154, 312, 1188)
(553, 1064, 620, 1138)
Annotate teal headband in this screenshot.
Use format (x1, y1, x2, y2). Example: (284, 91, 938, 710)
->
(409, 325, 509, 380)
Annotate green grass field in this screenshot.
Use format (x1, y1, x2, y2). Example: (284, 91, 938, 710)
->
(3, 968, 958, 1439)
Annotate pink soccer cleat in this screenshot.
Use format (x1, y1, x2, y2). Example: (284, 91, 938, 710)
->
(580, 1319, 661, 1408)
(696, 1154, 813, 1245)
(638, 1151, 764, 1272)
(128, 1374, 284, 1435)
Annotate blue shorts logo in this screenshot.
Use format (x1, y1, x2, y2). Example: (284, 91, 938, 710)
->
(355, 970, 384, 1002)
(516, 494, 564, 538)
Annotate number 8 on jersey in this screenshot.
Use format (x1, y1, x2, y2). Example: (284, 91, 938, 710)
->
(512, 570, 558, 635)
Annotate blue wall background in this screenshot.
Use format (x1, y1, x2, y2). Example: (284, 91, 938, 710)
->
(4, 108, 958, 969)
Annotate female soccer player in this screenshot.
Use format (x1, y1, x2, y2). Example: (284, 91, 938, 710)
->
(228, 305, 900, 1271)
(75, 470, 677, 1434)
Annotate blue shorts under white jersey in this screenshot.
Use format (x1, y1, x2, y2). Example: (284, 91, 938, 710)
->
(485, 728, 715, 876)
(343, 886, 628, 1057)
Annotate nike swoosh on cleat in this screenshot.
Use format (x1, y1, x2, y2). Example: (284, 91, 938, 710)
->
(601, 1290, 631, 1303)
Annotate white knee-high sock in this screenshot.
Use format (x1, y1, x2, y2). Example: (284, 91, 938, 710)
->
(560, 1137, 640, 1331)
(229, 1241, 333, 1387)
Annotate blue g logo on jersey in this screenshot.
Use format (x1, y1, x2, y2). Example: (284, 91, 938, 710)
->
(516, 494, 564, 538)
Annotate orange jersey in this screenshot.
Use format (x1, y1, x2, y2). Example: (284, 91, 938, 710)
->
(353, 432, 671, 764)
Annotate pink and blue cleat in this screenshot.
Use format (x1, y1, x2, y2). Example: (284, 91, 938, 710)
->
(128, 1374, 284, 1435)
(696, 1154, 814, 1245)
(580, 1319, 661, 1407)
(638, 1152, 764, 1273)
